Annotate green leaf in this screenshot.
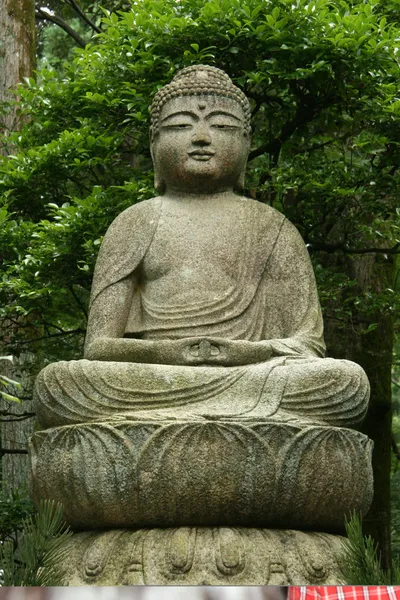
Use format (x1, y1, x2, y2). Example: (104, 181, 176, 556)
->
(0, 500, 72, 586)
(272, 7, 280, 20)
(0, 390, 21, 403)
(0, 375, 22, 387)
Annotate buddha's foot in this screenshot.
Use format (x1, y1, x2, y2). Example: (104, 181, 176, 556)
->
(30, 419, 373, 531)
(60, 526, 345, 585)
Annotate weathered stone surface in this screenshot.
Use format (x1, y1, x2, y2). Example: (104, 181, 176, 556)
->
(30, 419, 373, 531)
(33, 68, 370, 433)
(28, 66, 375, 586)
(61, 527, 346, 585)
(34, 355, 370, 430)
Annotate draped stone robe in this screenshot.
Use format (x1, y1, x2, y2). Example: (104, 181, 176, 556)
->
(34, 197, 370, 429)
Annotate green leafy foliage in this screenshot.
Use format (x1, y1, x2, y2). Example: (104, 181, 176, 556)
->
(339, 512, 400, 584)
(0, 0, 399, 361)
(0, 356, 22, 403)
(0, 487, 35, 545)
(37, 15, 91, 70)
(0, 499, 72, 586)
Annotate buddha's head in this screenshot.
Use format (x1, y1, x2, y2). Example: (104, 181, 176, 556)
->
(150, 65, 251, 194)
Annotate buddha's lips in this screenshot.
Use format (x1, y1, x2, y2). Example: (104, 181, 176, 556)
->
(188, 150, 215, 160)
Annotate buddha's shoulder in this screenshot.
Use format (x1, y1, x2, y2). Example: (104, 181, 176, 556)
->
(106, 197, 162, 233)
(113, 197, 161, 220)
(237, 196, 286, 225)
(237, 196, 305, 245)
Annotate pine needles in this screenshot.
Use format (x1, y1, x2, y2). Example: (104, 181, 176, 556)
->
(0, 499, 72, 586)
(339, 512, 400, 584)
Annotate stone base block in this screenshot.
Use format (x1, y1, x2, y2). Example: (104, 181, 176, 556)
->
(30, 419, 373, 531)
(62, 527, 345, 585)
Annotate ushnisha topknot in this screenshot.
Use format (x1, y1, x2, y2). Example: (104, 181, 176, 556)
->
(150, 65, 251, 139)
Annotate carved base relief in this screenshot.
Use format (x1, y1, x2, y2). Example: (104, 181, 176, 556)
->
(30, 419, 373, 530)
(62, 526, 345, 585)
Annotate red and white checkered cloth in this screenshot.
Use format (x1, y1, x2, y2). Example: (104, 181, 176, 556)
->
(289, 587, 400, 600)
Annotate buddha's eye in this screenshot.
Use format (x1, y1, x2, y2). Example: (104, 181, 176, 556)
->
(162, 122, 192, 130)
(208, 117, 241, 130)
(212, 124, 239, 130)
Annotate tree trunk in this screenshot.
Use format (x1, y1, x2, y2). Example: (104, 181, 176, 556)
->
(0, 0, 36, 492)
(323, 252, 395, 570)
(0, 0, 35, 137)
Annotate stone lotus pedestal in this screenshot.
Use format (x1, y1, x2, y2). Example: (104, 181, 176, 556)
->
(29, 417, 373, 584)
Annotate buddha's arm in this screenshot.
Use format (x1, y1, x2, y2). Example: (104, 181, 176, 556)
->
(86, 336, 181, 364)
(84, 276, 135, 359)
(259, 218, 326, 359)
(86, 329, 205, 366)
(199, 334, 318, 365)
(84, 277, 173, 364)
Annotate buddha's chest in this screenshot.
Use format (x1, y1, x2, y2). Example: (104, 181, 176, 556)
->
(141, 206, 245, 284)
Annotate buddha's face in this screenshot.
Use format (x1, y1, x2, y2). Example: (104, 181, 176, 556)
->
(151, 95, 250, 194)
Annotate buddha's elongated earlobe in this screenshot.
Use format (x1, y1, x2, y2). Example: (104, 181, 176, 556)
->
(154, 168, 166, 194)
(234, 134, 250, 192)
(150, 137, 166, 194)
(234, 169, 246, 193)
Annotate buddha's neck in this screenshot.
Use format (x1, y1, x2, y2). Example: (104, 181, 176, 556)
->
(163, 190, 237, 203)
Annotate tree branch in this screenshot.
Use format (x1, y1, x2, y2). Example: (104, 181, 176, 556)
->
(300, 135, 351, 154)
(35, 8, 87, 48)
(307, 241, 400, 255)
(0, 448, 28, 455)
(248, 103, 315, 162)
(0, 410, 34, 416)
(65, 0, 102, 33)
(389, 163, 400, 177)
(0, 417, 35, 423)
(12, 328, 86, 345)
(0, 411, 36, 423)
(69, 285, 88, 319)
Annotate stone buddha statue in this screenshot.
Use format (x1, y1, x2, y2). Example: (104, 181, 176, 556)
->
(34, 65, 369, 430)
(30, 68, 374, 584)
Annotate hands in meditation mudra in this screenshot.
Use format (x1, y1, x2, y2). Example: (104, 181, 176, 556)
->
(31, 67, 373, 540)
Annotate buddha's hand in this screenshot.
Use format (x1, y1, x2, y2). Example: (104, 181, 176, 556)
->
(180, 338, 273, 366)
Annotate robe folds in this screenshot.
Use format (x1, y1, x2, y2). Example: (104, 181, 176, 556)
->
(88, 196, 326, 353)
(34, 196, 370, 429)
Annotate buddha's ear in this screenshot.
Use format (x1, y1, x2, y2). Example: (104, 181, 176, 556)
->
(234, 130, 251, 192)
(149, 128, 156, 163)
(246, 128, 252, 150)
(153, 170, 166, 194)
(234, 169, 246, 193)
(150, 132, 166, 194)
(152, 159, 166, 195)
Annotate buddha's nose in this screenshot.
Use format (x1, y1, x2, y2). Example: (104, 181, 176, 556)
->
(192, 126, 211, 145)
